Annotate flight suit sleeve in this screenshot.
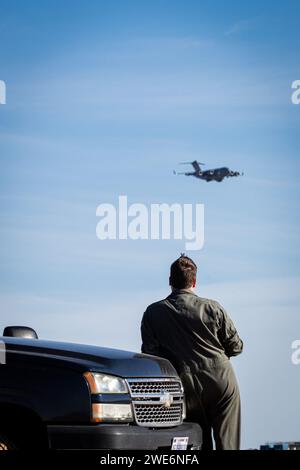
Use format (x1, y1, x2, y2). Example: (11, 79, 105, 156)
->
(141, 308, 160, 356)
(215, 302, 243, 357)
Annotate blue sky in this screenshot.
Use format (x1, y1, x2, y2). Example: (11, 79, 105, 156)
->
(1, 0, 300, 448)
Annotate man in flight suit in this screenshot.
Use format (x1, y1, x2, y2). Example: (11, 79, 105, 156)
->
(141, 255, 243, 450)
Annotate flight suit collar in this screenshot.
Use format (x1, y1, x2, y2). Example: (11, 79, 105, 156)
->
(168, 288, 197, 297)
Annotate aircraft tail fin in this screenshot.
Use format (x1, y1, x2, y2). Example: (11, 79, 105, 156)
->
(179, 160, 204, 172)
(191, 160, 202, 172)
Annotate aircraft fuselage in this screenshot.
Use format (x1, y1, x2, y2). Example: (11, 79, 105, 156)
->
(194, 167, 231, 182)
(178, 161, 242, 182)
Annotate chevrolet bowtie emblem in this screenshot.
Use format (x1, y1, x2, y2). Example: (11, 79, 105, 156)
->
(160, 392, 173, 408)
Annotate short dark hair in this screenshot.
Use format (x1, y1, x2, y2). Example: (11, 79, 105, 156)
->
(169, 255, 197, 289)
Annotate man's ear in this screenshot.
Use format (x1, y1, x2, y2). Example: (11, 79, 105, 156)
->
(192, 278, 196, 288)
(169, 276, 171, 286)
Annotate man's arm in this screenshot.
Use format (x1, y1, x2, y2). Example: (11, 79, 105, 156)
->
(215, 302, 243, 357)
(141, 309, 160, 356)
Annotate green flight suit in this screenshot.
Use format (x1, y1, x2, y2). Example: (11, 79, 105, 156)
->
(141, 289, 243, 450)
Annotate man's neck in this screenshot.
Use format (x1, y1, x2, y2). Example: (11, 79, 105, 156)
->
(171, 287, 194, 293)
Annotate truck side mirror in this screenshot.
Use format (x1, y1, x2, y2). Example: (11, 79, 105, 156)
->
(3, 326, 38, 339)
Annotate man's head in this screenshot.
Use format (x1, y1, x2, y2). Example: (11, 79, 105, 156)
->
(169, 254, 197, 290)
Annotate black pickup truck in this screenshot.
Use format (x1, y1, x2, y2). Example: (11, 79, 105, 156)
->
(0, 326, 202, 450)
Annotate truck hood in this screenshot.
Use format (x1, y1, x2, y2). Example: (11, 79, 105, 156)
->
(1, 337, 178, 378)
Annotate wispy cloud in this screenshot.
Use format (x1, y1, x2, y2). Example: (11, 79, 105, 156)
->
(139, 36, 213, 49)
(1, 276, 299, 346)
(225, 18, 259, 36)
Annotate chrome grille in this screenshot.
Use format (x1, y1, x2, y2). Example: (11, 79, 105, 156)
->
(129, 380, 182, 395)
(126, 378, 184, 427)
(134, 403, 182, 425)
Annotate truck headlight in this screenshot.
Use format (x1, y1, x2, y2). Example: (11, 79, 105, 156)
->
(92, 403, 133, 423)
(84, 372, 128, 394)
